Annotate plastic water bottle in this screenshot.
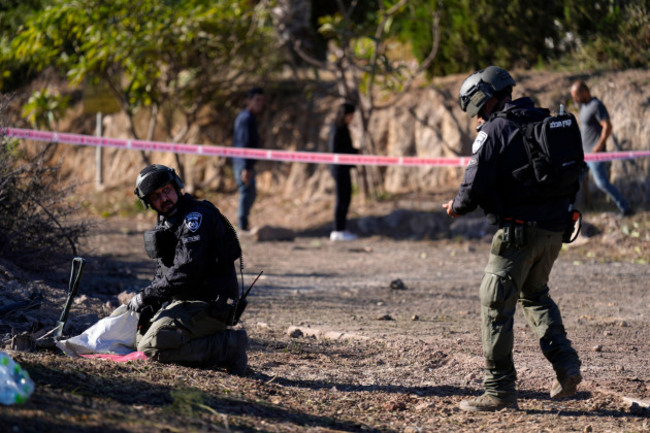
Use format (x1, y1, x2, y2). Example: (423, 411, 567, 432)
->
(0, 351, 35, 405)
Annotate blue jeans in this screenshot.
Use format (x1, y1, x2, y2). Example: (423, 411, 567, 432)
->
(234, 165, 256, 230)
(586, 161, 630, 213)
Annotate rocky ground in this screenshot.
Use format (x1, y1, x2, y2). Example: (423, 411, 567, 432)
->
(0, 192, 649, 432)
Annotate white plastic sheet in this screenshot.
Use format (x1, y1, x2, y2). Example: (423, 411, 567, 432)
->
(56, 305, 139, 357)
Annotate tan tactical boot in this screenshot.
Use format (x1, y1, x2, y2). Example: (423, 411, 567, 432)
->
(459, 393, 518, 412)
(550, 370, 582, 399)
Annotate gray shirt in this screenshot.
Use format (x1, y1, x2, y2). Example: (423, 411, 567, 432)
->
(579, 97, 609, 153)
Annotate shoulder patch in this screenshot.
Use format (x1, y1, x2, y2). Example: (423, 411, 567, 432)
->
(472, 131, 488, 154)
(185, 212, 203, 232)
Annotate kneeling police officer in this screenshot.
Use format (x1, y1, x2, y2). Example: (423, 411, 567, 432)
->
(443, 66, 582, 411)
(129, 164, 248, 374)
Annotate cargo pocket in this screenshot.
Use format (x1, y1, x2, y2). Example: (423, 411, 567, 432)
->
(480, 273, 518, 333)
(480, 273, 517, 309)
(187, 309, 227, 337)
(149, 325, 188, 350)
(490, 230, 511, 256)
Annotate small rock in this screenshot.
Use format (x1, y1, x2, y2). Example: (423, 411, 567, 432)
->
(10, 332, 35, 352)
(377, 314, 394, 321)
(252, 225, 295, 242)
(382, 400, 406, 411)
(584, 425, 593, 433)
(73, 294, 88, 305)
(592, 345, 603, 352)
(603, 330, 612, 336)
(390, 279, 407, 290)
(117, 291, 135, 306)
(411, 315, 419, 321)
(415, 401, 435, 411)
(404, 426, 421, 433)
(287, 327, 304, 338)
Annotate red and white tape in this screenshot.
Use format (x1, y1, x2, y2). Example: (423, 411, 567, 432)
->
(3, 127, 649, 167)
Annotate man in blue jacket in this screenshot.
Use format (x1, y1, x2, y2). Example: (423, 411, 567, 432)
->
(232, 87, 265, 231)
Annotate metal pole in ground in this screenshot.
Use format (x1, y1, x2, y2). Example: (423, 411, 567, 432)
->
(95, 112, 103, 189)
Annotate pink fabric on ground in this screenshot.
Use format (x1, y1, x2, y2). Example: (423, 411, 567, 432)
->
(79, 351, 148, 362)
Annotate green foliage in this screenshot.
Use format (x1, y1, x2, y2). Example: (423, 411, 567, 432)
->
(168, 387, 214, 417)
(0, 0, 45, 90)
(21, 89, 69, 129)
(393, 0, 649, 74)
(8, 0, 279, 121)
(317, 1, 415, 96)
(394, 0, 566, 75)
(567, 0, 650, 70)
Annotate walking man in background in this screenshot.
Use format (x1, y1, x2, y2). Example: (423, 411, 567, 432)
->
(443, 66, 582, 411)
(570, 80, 633, 216)
(233, 87, 265, 231)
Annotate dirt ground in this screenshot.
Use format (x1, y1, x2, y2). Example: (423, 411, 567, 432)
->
(1, 192, 649, 433)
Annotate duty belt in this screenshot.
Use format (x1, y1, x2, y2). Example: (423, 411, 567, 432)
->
(501, 218, 534, 247)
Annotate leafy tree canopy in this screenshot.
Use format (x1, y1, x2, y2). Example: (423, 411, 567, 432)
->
(5, 0, 279, 114)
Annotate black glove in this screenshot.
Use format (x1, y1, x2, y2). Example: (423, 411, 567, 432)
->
(127, 292, 146, 313)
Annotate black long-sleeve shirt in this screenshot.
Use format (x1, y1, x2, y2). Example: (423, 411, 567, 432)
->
(328, 123, 358, 174)
(142, 194, 239, 304)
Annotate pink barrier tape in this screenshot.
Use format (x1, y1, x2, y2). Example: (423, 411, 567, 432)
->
(79, 351, 148, 362)
(3, 127, 649, 167)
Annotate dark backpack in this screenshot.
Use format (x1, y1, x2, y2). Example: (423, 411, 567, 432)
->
(494, 108, 587, 201)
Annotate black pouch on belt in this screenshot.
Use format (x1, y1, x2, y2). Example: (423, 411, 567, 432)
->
(502, 219, 526, 247)
(503, 220, 513, 245)
(513, 220, 526, 247)
(144, 227, 176, 259)
(208, 300, 236, 324)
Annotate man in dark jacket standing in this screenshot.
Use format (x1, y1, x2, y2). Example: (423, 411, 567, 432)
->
(328, 102, 359, 241)
(232, 87, 264, 231)
(130, 164, 248, 374)
(443, 66, 582, 411)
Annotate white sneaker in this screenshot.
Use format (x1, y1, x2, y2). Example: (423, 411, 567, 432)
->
(330, 231, 357, 241)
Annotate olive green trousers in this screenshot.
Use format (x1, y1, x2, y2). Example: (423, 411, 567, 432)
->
(480, 226, 581, 398)
(136, 300, 229, 365)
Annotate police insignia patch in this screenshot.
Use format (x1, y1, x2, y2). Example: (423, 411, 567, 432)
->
(472, 131, 488, 154)
(185, 212, 203, 232)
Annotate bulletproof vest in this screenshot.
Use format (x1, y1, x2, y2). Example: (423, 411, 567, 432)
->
(143, 198, 242, 268)
(144, 221, 176, 267)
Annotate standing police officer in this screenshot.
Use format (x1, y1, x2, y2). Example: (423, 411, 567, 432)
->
(443, 66, 582, 411)
(130, 164, 248, 374)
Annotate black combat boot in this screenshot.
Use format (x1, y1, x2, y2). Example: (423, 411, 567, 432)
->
(224, 329, 248, 376)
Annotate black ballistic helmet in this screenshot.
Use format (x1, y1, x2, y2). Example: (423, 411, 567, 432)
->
(458, 66, 516, 116)
(134, 164, 184, 208)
